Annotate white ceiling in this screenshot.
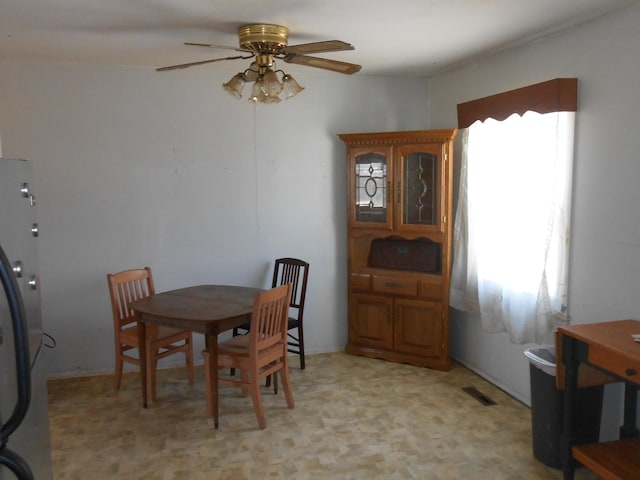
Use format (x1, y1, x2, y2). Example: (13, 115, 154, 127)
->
(0, 0, 634, 77)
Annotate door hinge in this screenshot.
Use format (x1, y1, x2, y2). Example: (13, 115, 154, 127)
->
(443, 215, 447, 224)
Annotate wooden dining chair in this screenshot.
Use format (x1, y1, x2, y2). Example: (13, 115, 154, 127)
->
(233, 257, 310, 369)
(204, 283, 295, 429)
(106, 267, 194, 401)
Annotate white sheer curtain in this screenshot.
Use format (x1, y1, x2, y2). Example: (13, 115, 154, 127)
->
(450, 111, 575, 344)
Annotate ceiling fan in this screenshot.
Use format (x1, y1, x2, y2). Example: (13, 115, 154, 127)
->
(156, 23, 362, 103)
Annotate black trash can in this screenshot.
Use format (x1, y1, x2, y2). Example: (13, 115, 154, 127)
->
(524, 347, 604, 469)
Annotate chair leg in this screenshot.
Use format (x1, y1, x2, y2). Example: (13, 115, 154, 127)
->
(241, 370, 249, 397)
(114, 352, 123, 390)
(248, 370, 266, 429)
(229, 328, 239, 377)
(231, 326, 250, 376)
(146, 347, 157, 402)
(185, 335, 194, 385)
(280, 362, 295, 409)
(298, 325, 305, 370)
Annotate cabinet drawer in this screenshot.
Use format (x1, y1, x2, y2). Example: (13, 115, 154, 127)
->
(350, 273, 371, 293)
(588, 347, 640, 384)
(372, 275, 418, 296)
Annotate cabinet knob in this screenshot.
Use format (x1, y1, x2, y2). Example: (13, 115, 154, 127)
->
(625, 368, 637, 376)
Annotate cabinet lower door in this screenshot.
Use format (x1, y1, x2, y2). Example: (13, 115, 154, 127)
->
(349, 294, 393, 350)
(394, 298, 443, 358)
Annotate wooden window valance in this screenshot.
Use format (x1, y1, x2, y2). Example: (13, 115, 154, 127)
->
(456, 78, 577, 129)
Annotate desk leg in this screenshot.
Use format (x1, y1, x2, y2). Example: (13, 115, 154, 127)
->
(561, 335, 578, 480)
(620, 383, 639, 439)
(137, 316, 148, 409)
(205, 335, 219, 429)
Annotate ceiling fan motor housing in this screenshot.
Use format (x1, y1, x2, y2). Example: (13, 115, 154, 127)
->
(238, 24, 289, 53)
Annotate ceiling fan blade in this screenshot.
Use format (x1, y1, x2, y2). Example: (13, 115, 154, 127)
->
(283, 55, 361, 75)
(156, 54, 252, 72)
(185, 42, 252, 53)
(283, 40, 355, 55)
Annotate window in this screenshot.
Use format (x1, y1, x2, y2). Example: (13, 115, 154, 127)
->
(450, 79, 577, 343)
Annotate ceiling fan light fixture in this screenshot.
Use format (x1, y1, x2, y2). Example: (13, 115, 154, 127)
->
(229, 63, 296, 104)
(222, 72, 247, 98)
(282, 74, 305, 99)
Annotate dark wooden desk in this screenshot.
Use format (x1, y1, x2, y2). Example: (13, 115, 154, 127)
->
(558, 319, 640, 479)
(129, 284, 261, 428)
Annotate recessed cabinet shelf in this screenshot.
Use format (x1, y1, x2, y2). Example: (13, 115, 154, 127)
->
(339, 129, 457, 370)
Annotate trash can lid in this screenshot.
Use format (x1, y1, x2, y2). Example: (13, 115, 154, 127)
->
(524, 346, 556, 376)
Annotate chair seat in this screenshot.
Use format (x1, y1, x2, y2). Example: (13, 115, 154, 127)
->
(235, 316, 299, 333)
(121, 324, 188, 344)
(218, 335, 249, 354)
(218, 335, 284, 360)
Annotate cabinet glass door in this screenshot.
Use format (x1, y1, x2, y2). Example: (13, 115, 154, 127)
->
(353, 151, 390, 226)
(398, 145, 441, 230)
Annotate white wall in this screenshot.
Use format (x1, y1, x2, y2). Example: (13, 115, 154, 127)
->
(428, 4, 640, 435)
(0, 60, 431, 376)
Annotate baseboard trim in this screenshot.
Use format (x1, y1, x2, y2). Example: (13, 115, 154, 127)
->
(452, 355, 530, 407)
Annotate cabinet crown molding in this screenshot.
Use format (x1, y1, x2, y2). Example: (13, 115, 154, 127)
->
(338, 129, 457, 147)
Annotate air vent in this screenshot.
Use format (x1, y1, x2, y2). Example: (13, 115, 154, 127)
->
(463, 386, 497, 406)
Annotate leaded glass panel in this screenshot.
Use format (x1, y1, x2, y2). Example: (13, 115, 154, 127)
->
(355, 153, 387, 223)
(403, 152, 437, 225)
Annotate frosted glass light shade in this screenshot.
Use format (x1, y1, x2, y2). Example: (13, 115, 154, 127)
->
(226, 64, 304, 103)
(262, 69, 283, 97)
(262, 92, 281, 104)
(223, 73, 247, 98)
(282, 74, 305, 99)
(245, 63, 260, 82)
(248, 77, 268, 103)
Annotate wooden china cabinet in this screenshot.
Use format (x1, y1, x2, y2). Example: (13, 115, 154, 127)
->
(338, 129, 457, 371)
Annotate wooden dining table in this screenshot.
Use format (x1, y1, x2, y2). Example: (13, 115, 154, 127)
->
(128, 284, 262, 428)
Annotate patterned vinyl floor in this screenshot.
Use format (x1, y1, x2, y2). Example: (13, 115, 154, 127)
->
(47, 352, 599, 479)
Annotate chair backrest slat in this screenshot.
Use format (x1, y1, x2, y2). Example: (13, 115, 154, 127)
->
(250, 284, 292, 356)
(271, 257, 309, 319)
(107, 267, 155, 329)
